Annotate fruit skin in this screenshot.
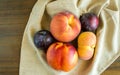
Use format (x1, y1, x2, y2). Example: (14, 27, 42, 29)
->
(47, 42, 78, 72)
(80, 13, 99, 32)
(77, 32, 96, 60)
(50, 11, 81, 42)
(34, 30, 55, 52)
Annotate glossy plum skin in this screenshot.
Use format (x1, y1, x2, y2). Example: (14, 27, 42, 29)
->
(80, 13, 99, 32)
(34, 30, 55, 51)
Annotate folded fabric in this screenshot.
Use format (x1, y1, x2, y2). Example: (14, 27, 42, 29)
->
(19, 0, 120, 75)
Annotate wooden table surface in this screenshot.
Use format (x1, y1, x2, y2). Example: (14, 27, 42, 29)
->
(0, 0, 120, 75)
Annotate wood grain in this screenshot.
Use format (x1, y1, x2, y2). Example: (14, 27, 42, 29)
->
(0, 0, 37, 75)
(0, 0, 119, 75)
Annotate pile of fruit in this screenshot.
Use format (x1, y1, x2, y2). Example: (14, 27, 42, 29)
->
(33, 11, 99, 72)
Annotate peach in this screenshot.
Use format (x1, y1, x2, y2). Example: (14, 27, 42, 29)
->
(46, 42, 78, 72)
(77, 32, 96, 60)
(50, 11, 81, 42)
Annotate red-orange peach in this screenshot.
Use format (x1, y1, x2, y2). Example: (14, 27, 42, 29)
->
(46, 42, 78, 72)
(50, 11, 81, 42)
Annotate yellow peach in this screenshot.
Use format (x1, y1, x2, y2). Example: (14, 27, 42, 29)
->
(77, 32, 96, 60)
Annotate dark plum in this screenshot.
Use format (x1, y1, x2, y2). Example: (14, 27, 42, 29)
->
(80, 13, 99, 32)
(34, 30, 55, 51)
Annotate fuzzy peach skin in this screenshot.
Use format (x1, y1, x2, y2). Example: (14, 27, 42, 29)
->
(46, 42, 78, 72)
(77, 32, 96, 60)
(78, 46, 94, 60)
(50, 11, 81, 42)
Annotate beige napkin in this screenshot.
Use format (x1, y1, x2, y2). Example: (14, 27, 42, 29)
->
(19, 0, 120, 75)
